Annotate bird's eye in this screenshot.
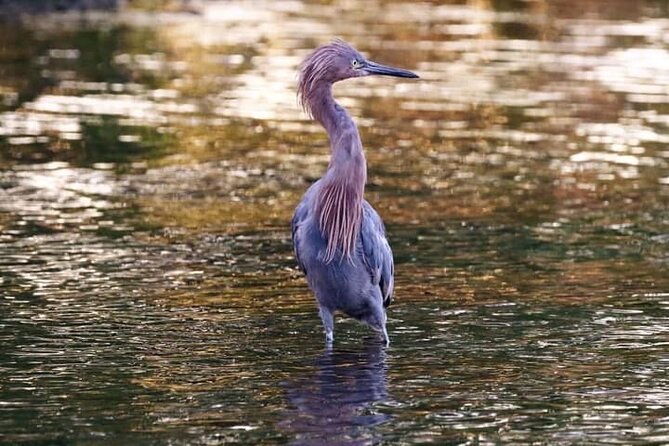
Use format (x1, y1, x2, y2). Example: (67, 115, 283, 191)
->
(351, 59, 360, 68)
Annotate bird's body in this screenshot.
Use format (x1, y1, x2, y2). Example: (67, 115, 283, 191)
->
(291, 40, 418, 345)
(292, 182, 394, 343)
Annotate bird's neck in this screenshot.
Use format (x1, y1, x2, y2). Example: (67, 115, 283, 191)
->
(309, 82, 367, 262)
(307, 82, 367, 185)
(309, 84, 350, 134)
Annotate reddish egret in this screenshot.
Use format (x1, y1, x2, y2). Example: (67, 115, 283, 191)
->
(291, 40, 418, 345)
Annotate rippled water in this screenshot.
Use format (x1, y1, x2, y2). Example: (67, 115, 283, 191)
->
(1, 0, 668, 444)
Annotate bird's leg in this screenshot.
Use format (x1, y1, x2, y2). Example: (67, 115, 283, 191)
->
(319, 307, 334, 344)
(380, 325, 390, 347)
(382, 312, 390, 346)
(368, 309, 390, 346)
(376, 315, 390, 347)
(376, 313, 390, 346)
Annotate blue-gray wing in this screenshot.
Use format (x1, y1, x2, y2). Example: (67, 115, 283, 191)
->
(360, 201, 395, 307)
(291, 194, 310, 275)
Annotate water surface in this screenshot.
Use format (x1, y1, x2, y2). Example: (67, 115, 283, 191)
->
(1, 0, 668, 444)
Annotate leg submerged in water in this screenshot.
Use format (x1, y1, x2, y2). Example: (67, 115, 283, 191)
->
(364, 306, 390, 346)
(380, 324, 389, 346)
(319, 306, 334, 343)
(376, 317, 389, 346)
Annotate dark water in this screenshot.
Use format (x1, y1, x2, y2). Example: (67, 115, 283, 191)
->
(1, 0, 669, 444)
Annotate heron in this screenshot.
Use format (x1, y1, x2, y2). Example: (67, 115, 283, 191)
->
(291, 40, 418, 345)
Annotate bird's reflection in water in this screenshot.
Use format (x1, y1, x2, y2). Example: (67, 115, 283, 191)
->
(280, 340, 391, 445)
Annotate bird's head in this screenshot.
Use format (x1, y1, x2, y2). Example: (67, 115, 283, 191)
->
(298, 39, 418, 115)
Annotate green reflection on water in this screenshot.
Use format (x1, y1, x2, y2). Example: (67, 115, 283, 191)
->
(0, 117, 174, 166)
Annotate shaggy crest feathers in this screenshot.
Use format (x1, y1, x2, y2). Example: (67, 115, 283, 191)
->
(297, 39, 358, 119)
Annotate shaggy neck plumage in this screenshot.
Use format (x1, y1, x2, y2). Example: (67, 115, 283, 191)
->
(306, 82, 366, 263)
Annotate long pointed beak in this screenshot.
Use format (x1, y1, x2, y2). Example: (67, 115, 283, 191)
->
(364, 60, 419, 78)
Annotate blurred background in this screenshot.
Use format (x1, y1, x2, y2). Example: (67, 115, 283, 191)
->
(1, 0, 668, 444)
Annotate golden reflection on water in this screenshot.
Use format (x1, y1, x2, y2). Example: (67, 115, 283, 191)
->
(2, 5, 667, 263)
(0, 0, 666, 290)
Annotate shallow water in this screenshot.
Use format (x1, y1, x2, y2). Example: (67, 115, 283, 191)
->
(1, 0, 669, 444)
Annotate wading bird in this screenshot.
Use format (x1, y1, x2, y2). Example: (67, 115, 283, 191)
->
(291, 40, 418, 345)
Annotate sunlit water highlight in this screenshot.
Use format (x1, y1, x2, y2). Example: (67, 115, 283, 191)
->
(1, 1, 668, 444)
